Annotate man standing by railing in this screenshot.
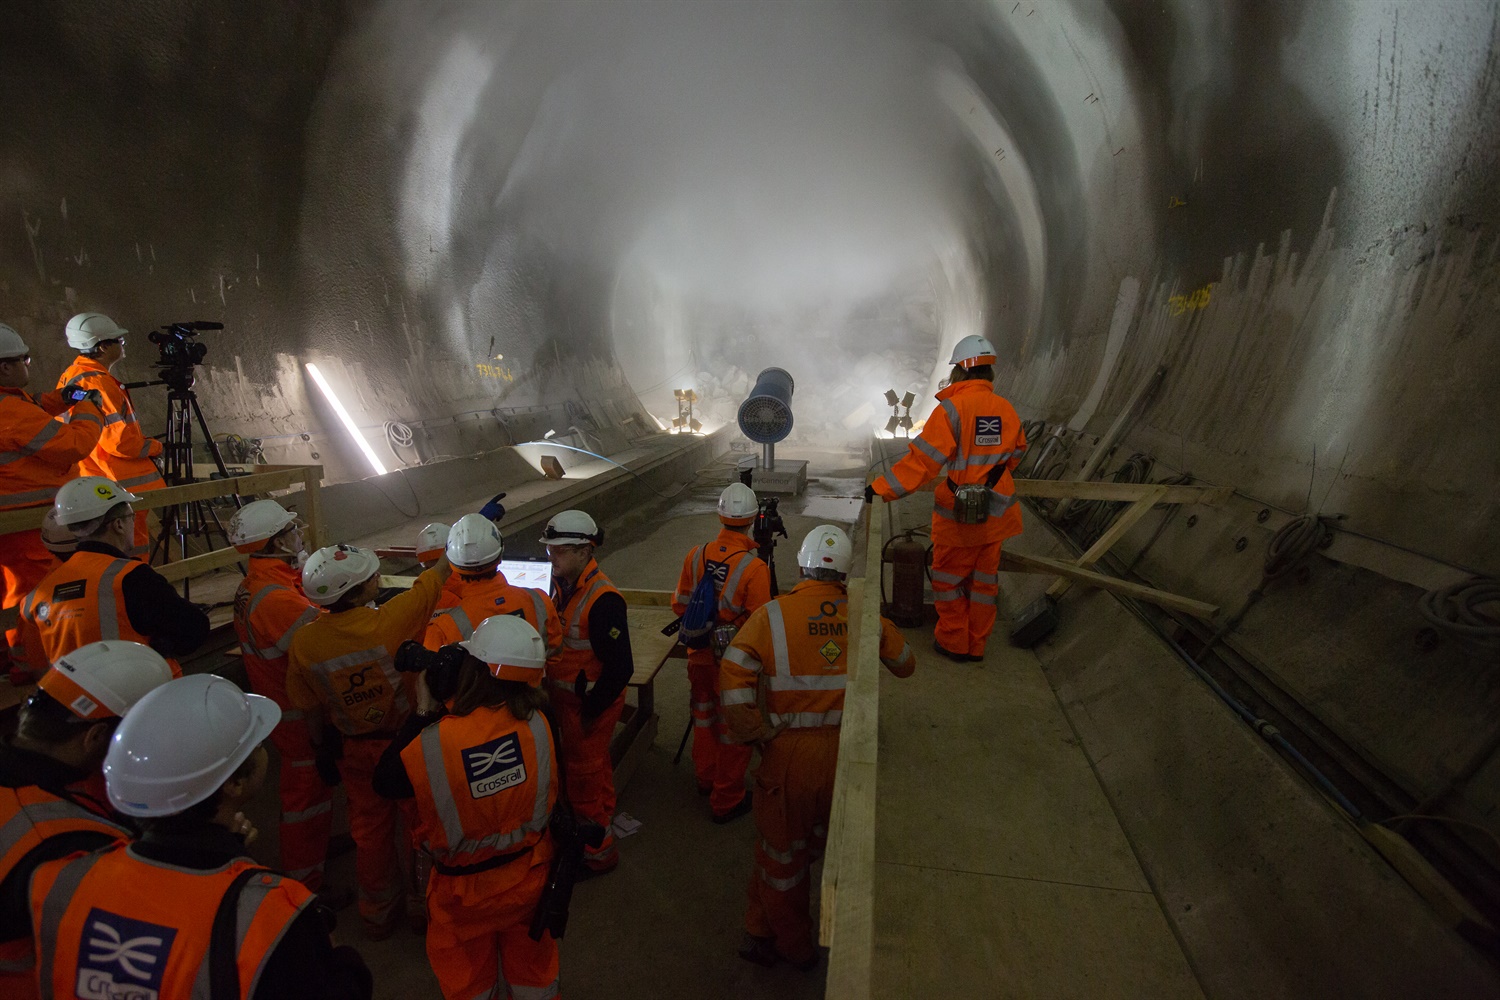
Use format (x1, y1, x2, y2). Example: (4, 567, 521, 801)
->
(720, 524, 915, 971)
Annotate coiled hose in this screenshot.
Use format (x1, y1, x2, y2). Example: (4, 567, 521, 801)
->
(1059, 453, 1154, 544)
(1418, 577, 1500, 652)
(1205, 514, 1336, 653)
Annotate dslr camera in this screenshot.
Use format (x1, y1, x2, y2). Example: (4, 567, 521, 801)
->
(394, 640, 468, 704)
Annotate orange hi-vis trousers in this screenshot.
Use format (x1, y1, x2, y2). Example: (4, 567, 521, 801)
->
(270, 723, 334, 891)
(687, 651, 753, 815)
(930, 540, 1003, 657)
(550, 687, 624, 870)
(746, 727, 839, 965)
(340, 736, 414, 930)
(426, 859, 560, 1000)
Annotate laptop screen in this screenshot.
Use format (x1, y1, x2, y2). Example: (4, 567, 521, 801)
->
(500, 559, 552, 591)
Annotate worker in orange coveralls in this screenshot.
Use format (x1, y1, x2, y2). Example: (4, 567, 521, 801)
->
(671, 481, 771, 821)
(868, 334, 1027, 662)
(424, 513, 562, 655)
(720, 524, 915, 970)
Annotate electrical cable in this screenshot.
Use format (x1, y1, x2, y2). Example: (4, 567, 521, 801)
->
(1418, 577, 1500, 651)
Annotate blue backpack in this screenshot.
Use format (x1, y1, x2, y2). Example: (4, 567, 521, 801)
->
(680, 549, 723, 650)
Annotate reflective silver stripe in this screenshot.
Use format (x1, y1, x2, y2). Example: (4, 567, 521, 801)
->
(766, 672, 847, 692)
(693, 717, 714, 728)
(885, 476, 911, 500)
(527, 589, 548, 637)
(116, 471, 162, 489)
(934, 504, 958, 521)
(760, 838, 807, 865)
(305, 644, 407, 720)
(690, 700, 716, 712)
(277, 607, 320, 653)
(513, 983, 561, 1000)
(37, 850, 106, 1000)
(0, 486, 58, 506)
(766, 601, 790, 678)
(970, 591, 998, 606)
(718, 552, 756, 617)
(560, 576, 607, 650)
(101, 412, 129, 426)
(758, 864, 808, 892)
(930, 570, 964, 585)
(881, 642, 913, 671)
(0, 956, 33, 973)
(436, 606, 475, 639)
(932, 590, 963, 602)
(95, 558, 135, 640)
(283, 801, 332, 823)
(989, 490, 1017, 514)
(720, 687, 756, 706)
(940, 399, 962, 440)
(0, 420, 62, 464)
(913, 436, 948, 466)
(973, 571, 999, 585)
(0, 799, 126, 857)
(68, 411, 101, 428)
(767, 710, 843, 729)
(421, 723, 462, 851)
(246, 586, 318, 658)
(721, 644, 761, 674)
(189, 870, 315, 1000)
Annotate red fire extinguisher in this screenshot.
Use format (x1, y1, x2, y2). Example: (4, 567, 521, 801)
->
(882, 531, 930, 628)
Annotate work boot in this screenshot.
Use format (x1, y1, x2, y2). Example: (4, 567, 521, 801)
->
(737, 933, 778, 968)
(781, 948, 823, 972)
(932, 640, 968, 663)
(696, 783, 712, 797)
(363, 899, 405, 942)
(576, 850, 620, 882)
(712, 793, 753, 825)
(314, 885, 355, 912)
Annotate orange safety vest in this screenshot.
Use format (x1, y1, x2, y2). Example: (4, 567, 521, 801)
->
(17, 551, 182, 676)
(425, 572, 562, 656)
(30, 843, 311, 1000)
(0, 388, 103, 511)
(234, 558, 322, 753)
(670, 529, 771, 627)
(0, 786, 128, 991)
(285, 568, 446, 736)
(548, 560, 620, 685)
(56, 356, 165, 494)
(720, 580, 914, 735)
(872, 379, 1028, 546)
(401, 705, 557, 875)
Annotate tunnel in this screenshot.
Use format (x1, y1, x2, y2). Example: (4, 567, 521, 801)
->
(1, 0, 1498, 997)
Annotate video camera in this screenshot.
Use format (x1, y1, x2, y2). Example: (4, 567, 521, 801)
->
(148, 321, 222, 371)
(394, 640, 467, 704)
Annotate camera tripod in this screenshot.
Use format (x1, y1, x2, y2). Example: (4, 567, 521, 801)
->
(142, 363, 243, 597)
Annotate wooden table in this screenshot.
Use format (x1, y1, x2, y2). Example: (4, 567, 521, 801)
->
(612, 605, 685, 789)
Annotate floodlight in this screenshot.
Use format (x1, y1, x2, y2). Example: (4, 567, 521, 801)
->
(901, 391, 915, 409)
(884, 389, 899, 407)
(304, 363, 388, 476)
(884, 415, 900, 434)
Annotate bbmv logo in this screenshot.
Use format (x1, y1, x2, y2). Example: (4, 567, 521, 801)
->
(463, 732, 527, 799)
(77, 907, 176, 1000)
(974, 416, 1003, 447)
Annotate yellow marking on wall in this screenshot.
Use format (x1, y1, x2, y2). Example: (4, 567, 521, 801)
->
(475, 362, 515, 382)
(1168, 285, 1213, 316)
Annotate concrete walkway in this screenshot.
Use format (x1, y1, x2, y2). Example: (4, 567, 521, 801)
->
(872, 639, 1204, 999)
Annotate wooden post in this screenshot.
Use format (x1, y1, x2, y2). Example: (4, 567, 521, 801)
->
(1053, 366, 1166, 520)
(301, 465, 325, 550)
(1046, 485, 1166, 599)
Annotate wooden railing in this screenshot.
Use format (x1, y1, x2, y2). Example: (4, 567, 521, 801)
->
(0, 465, 324, 627)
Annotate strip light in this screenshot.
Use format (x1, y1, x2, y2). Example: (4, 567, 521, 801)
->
(304, 362, 388, 476)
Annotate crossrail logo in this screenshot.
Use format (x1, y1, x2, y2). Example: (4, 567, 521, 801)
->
(77, 907, 176, 1000)
(705, 559, 730, 585)
(975, 416, 1003, 447)
(462, 732, 526, 799)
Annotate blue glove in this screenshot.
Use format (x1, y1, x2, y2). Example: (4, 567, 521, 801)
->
(480, 492, 507, 522)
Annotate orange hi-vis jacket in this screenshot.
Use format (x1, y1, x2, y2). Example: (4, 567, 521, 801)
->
(30, 843, 312, 1000)
(56, 356, 166, 495)
(17, 551, 181, 677)
(720, 580, 915, 738)
(0, 387, 104, 511)
(286, 566, 446, 736)
(402, 705, 558, 876)
(425, 571, 563, 656)
(872, 379, 1028, 547)
(0, 785, 129, 991)
(548, 559, 620, 686)
(671, 528, 772, 629)
(234, 558, 322, 734)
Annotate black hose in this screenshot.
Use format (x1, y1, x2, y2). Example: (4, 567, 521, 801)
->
(1418, 577, 1500, 651)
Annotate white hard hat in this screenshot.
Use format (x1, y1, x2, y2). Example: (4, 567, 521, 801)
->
(301, 544, 381, 606)
(104, 674, 279, 817)
(949, 334, 998, 369)
(40, 507, 78, 556)
(38, 640, 174, 721)
(53, 476, 140, 528)
(228, 499, 297, 553)
(459, 614, 547, 687)
(0, 322, 29, 359)
(65, 312, 128, 352)
(416, 522, 450, 564)
(797, 524, 853, 575)
(447, 513, 503, 569)
(718, 482, 758, 526)
(539, 510, 601, 547)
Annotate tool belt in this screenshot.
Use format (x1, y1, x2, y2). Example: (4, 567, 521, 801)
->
(946, 464, 1007, 525)
(432, 843, 533, 877)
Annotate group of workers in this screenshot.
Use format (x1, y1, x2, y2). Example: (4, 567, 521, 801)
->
(0, 311, 1026, 997)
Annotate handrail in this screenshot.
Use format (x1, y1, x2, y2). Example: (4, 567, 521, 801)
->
(820, 499, 884, 998)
